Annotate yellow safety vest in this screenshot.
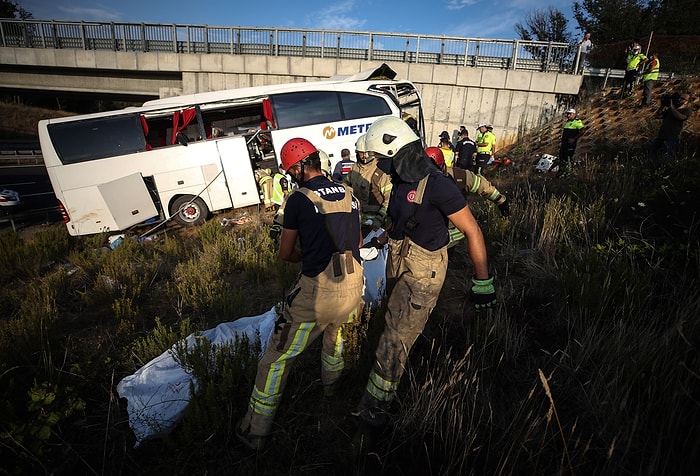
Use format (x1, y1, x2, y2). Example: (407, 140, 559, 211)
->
(642, 58, 660, 81)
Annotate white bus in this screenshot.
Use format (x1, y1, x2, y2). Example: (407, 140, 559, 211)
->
(38, 64, 424, 236)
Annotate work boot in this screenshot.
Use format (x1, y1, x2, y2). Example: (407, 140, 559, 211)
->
(235, 420, 266, 451)
(323, 381, 339, 398)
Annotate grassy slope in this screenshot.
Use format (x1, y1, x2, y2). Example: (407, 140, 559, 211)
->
(1, 77, 698, 475)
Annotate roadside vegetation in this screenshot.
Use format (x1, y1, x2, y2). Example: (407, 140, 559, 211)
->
(1, 90, 698, 474)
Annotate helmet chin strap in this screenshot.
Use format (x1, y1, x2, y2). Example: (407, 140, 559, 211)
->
(290, 160, 306, 184)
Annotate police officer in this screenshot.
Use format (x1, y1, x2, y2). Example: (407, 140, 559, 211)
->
(345, 134, 392, 234)
(353, 117, 495, 435)
(557, 109, 585, 177)
(622, 44, 647, 96)
(475, 123, 496, 175)
(237, 137, 364, 451)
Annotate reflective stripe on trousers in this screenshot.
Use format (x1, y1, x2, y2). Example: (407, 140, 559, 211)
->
(364, 237, 448, 403)
(240, 256, 363, 437)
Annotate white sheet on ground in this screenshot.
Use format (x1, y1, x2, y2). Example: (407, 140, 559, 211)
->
(116, 308, 277, 447)
(362, 228, 388, 309)
(117, 235, 388, 447)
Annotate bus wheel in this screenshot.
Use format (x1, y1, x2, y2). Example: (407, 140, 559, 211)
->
(171, 196, 209, 226)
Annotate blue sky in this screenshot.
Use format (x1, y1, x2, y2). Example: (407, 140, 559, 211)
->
(20, 0, 582, 41)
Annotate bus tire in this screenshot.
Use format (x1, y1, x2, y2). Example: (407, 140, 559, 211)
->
(171, 196, 209, 227)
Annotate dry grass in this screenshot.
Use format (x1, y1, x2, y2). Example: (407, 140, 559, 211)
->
(1, 80, 699, 475)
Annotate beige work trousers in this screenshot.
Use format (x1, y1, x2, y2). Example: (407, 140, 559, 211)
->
(239, 254, 364, 437)
(362, 237, 448, 405)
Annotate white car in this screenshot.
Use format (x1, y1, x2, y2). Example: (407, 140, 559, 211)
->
(0, 188, 21, 213)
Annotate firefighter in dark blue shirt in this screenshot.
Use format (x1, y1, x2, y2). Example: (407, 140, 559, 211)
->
(237, 138, 364, 451)
(352, 116, 496, 445)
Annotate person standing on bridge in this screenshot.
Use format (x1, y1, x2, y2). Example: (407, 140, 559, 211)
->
(578, 32, 593, 73)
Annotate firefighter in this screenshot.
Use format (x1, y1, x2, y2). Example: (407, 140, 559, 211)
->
(426, 146, 509, 218)
(352, 117, 495, 443)
(425, 146, 509, 256)
(344, 133, 392, 234)
(237, 137, 364, 451)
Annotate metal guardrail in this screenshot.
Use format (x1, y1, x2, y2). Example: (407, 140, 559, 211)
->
(0, 19, 581, 74)
(0, 142, 43, 164)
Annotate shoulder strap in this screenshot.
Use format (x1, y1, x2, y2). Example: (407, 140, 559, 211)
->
(403, 174, 431, 237)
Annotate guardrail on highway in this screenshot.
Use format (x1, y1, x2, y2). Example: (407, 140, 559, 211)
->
(0, 19, 582, 74)
(0, 141, 43, 165)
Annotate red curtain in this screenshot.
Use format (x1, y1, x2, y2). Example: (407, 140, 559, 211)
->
(171, 107, 197, 144)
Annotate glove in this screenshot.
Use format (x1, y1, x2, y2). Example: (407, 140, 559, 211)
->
(471, 276, 496, 311)
(497, 198, 510, 217)
(269, 224, 282, 240)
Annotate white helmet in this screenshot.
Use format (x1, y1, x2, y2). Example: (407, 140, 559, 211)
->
(318, 149, 332, 176)
(365, 116, 419, 157)
(355, 134, 368, 153)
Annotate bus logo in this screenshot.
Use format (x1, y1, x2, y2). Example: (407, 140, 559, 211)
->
(323, 122, 374, 140)
(323, 126, 336, 139)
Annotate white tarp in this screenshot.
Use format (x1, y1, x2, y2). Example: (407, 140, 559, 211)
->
(361, 228, 388, 308)
(117, 239, 387, 446)
(116, 309, 277, 446)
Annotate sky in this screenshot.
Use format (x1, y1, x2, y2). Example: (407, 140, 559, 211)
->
(19, 0, 582, 42)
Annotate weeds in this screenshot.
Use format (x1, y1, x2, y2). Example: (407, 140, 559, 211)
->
(0, 147, 698, 474)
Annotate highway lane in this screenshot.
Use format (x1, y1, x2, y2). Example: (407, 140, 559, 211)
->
(0, 163, 62, 229)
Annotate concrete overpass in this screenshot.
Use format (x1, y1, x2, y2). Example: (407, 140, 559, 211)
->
(0, 20, 583, 146)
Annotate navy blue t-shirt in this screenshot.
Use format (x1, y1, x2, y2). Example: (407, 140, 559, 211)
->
(283, 175, 361, 277)
(387, 171, 466, 251)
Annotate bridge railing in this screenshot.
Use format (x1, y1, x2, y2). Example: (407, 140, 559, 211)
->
(0, 19, 580, 74)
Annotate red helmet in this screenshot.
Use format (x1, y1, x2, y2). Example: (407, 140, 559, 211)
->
(425, 146, 445, 166)
(280, 137, 317, 171)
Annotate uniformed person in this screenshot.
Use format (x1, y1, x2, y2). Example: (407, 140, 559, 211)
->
(556, 109, 585, 177)
(345, 134, 392, 234)
(353, 116, 496, 434)
(474, 123, 496, 174)
(237, 137, 364, 451)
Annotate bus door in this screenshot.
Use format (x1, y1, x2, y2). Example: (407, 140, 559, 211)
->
(216, 136, 262, 209)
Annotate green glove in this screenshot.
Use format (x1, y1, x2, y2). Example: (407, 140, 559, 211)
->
(471, 276, 496, 311)
(497, 197, 510, 217)
(269, 224, 282, 241)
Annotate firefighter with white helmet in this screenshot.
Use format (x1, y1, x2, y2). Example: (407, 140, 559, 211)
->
(238, 137, 364, 451)
(353, 116, 495, 445)
(344, 133, 392, 233)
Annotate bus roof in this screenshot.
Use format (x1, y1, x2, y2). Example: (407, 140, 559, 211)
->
(142, 63, 405, 108)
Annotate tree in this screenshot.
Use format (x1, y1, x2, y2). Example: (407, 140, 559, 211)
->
(0, 0, 31, 19)
(515, 7, 573, 44)
(573, 0, 653, 44)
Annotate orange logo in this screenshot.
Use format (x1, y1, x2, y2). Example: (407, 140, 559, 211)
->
(323, 126, 336, 139)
